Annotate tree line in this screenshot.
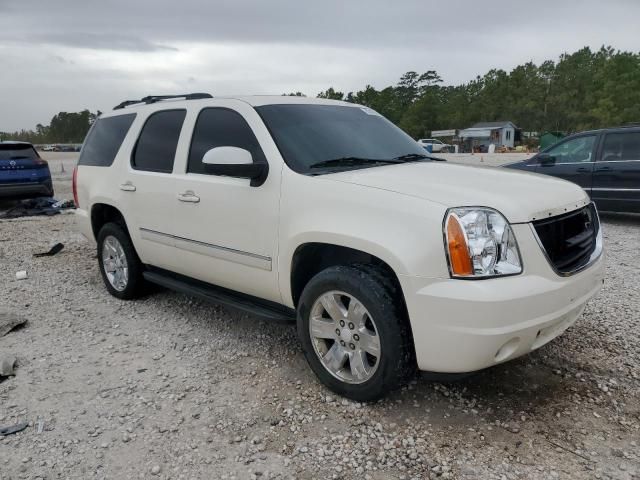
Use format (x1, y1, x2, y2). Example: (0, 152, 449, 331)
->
(313, 46, 640, 139)
(3, 46, 638, 144)
(1, 110, 101, 144)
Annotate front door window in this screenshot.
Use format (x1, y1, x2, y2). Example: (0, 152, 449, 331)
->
(547, 136, 596, 164)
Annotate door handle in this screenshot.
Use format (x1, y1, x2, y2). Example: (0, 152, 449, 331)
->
(177, 191, 200, 203)
(576, 167, 590, 172)
(119, 182, 136, 192)
(595, 166, 611, 172)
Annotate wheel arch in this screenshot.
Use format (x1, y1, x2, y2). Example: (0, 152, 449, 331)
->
(90, 203, 129, 240)
(288, 242, 407, 311)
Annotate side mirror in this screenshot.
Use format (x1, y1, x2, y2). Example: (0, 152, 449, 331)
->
(538, 153, 556, 166)
(202, 147, 268, 186)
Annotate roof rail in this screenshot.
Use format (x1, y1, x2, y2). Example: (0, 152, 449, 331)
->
(113, 93, 213, 110)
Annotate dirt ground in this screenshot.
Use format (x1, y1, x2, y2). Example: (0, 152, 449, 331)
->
(0, 154, 638, 479)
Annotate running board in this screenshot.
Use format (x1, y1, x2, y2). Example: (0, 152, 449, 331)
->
(143, 269, 296, 323)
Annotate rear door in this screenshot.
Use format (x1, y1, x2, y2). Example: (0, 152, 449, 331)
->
(536, 134, 598, 192)
(119, 109, 188, 271)
(592, 129, 640, 213)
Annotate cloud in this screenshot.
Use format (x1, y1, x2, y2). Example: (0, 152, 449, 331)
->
(0, 0, 639, 130)
(34, 33, 178, 52)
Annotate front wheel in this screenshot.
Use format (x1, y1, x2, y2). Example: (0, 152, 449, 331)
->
(297, 265, 415, 401)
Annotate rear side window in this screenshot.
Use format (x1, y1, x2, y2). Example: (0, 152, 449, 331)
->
(187, 108, 266, 175)
(0, 144, 38, 160)
(78, 114, 136, 167)
(601, 132, 640, 162)
(132, 110, 186, 173)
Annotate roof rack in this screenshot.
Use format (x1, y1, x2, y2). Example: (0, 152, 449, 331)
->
(113, 93, 213, 110)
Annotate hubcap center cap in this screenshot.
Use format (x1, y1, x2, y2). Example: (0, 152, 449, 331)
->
(339, 328, 352, 343)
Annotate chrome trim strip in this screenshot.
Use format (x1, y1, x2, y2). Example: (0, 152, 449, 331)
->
(596, 159, 640, 163)
(591, 187, 640, 192)
(544, 159, 640, 165)
(547, 162, 593, 166)
(139, 228, 272, 271)
(530, 203, 603, 278)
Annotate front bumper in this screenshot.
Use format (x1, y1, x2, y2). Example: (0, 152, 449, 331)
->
(400, 223, 605, 373)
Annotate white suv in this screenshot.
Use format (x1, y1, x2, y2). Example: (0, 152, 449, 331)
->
(417, 138, 451, 153)
(74, 94, 604, 401)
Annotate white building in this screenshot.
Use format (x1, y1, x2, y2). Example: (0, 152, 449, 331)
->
(459, 121, 518, 149)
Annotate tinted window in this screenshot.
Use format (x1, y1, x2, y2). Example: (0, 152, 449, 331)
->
(132, 110, 186, 173)
(547, 135, 596, 164)
(0, 144, 38, 160)
(188, 108, 266, 175)
(601, 132, 640, 162)
(256, 104, 425, 174)
(78, 114, 135, 167)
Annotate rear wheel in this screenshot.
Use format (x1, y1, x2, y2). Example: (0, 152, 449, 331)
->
(297, 265, 415, 401)
(97, 222, 145, 299)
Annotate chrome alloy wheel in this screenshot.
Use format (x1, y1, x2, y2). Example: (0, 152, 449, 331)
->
(102, 235, 129, 292)
(309, 291, 381, 384)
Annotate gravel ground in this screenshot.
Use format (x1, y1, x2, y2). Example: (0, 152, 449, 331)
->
(0, 157, 638, 479)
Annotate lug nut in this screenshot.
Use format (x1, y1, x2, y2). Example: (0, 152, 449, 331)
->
(339, 320, 345, 327)
(353, 334, 359, 341)
(340, 340, 346, 346)
(348, 322, 355, 330)
(335, 328, 341, 336)
(349, 343, 356, 350)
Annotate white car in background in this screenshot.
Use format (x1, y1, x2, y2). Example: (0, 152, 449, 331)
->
(74, 94, 604, 401)
(417, 138, 452, 152)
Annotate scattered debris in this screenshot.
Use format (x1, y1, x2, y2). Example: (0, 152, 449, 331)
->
(36, 417, 44, 434)
(0, 355, 17, 377)
(33, 242, 64, 257)
(0, 422, 29, 437)
(0, 197, 75, 219)
(15, 270, 28, 281)
(0, 311, 27, 337)
(52, 199, 75, 209)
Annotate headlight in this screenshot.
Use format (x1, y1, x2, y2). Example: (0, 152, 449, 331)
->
(444, 207, 522, 278)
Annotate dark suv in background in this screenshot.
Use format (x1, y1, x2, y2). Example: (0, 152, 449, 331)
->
(505, 126, 640, 213)
(0, 141, 54, 199)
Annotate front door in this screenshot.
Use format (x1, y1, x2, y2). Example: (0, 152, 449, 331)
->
(592, 130, 640, 213)
(169, 104, 282, 303)
(537, 134, 598, 192)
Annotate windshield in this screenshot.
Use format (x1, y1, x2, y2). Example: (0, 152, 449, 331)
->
(0, 144, 38, 161)
(255, 104, 427, 174)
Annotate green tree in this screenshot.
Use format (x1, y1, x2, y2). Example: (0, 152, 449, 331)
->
(317, 88, 344, 100)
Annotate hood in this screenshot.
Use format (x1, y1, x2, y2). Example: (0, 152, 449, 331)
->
(323, 162, 590, 223)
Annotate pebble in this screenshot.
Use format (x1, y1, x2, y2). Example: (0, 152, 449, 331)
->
(0, 186, 637, 479)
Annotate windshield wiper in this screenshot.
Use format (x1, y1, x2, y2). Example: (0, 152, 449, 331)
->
(392, 153, 444, 162)
(309, 157, 402, 169)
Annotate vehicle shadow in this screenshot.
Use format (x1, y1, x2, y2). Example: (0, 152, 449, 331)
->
(0, 199, 20, 217)
(151, 290, 594, 427)
(376, 350, 580, 427)
(599, 211, 640, 226)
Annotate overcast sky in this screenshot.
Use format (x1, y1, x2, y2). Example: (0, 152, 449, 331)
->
(1, 0, 639, 131)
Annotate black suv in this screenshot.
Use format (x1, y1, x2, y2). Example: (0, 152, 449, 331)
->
(505, 126, 640, 213)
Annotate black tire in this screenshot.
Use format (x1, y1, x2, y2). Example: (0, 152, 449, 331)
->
(297, 264, 416, 401)
(97, 222, 145, 300)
